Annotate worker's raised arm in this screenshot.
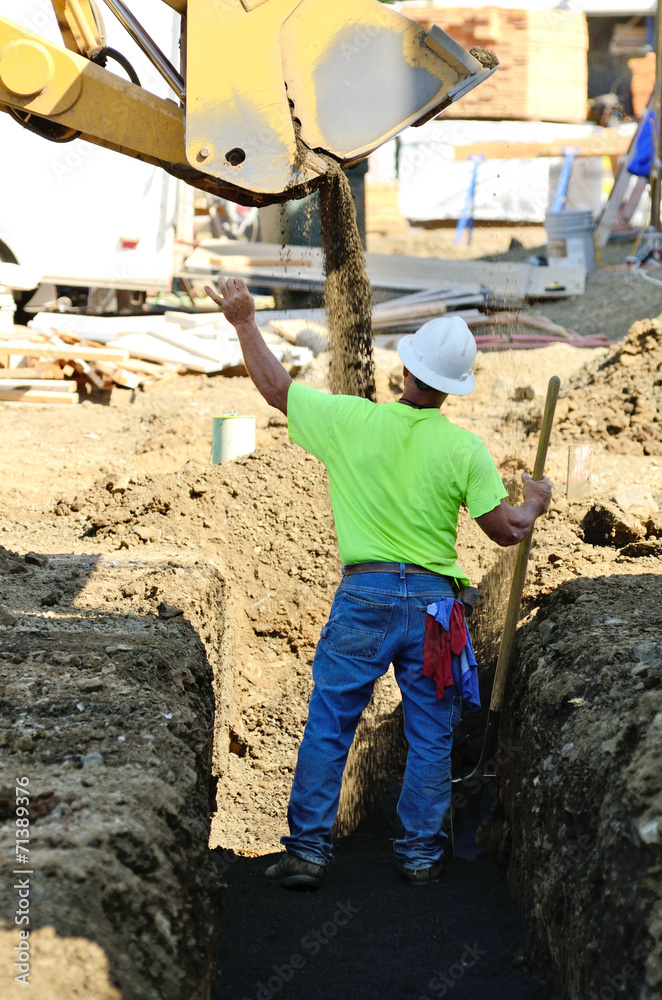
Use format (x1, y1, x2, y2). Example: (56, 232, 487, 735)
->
(205, 277, 292, 414)
(475, 472, 552, 546)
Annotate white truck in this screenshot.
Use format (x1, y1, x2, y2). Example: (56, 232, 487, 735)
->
(0, 0, 192, 312)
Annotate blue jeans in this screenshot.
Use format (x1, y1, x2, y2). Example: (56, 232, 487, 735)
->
(281, 567, 462, 870)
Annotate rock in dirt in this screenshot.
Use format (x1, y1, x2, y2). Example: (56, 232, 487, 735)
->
(611, 487, 659, 519)
(0, 605, 17, 627)
(158, 600, 184, 619)
(618, 538, 662, 558)
(470, 45, 499, 69)
(581, 499, 646, 547)
(24, 551, 49, 567)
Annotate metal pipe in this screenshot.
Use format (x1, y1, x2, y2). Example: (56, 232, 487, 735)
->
(68, 0, 102, 54)
(99, 0, 185, 102)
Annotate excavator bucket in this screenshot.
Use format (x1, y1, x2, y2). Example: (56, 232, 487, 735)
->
(0, 0, 496, 207)
(185, 0, 496, 204)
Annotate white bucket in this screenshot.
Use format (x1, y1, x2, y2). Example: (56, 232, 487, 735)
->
(212, 415, 255, 463)
(545, 210, 596, 272)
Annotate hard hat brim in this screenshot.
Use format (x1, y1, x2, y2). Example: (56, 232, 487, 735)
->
(397, 334, 476, 396)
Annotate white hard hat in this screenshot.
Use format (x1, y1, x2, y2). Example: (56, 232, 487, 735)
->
(397, 316, 476, 396)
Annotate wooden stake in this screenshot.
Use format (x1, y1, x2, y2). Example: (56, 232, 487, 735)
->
(566, 444, 592, 500)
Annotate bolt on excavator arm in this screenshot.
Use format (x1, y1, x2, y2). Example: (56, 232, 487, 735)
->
(0, 0, 497, 207)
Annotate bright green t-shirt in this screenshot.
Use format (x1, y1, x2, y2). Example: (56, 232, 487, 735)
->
(287, 382, 508, 586)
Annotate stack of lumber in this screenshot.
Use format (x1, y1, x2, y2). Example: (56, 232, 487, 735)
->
(405, 6, 588, 123)
(366, 181, 410, 235)
(0, 312, 314, 405)
(0, 334, 133, 404)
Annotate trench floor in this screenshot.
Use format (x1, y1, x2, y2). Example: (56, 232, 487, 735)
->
(216, 828, 546, 1000)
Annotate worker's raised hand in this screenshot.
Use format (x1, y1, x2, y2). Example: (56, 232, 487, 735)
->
(522, 472, 552, 515)
(205, 276, 255, 327)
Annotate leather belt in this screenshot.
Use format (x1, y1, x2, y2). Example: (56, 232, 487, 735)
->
(343, 561, 450, 579)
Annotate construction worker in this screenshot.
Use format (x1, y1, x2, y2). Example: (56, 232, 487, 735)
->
(206, 276, 552, 890)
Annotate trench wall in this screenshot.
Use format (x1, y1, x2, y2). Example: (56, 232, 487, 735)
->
(0, 552, 229, 1000)
(487, 574, 662, 999)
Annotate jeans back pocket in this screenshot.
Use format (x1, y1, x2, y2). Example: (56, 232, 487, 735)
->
(320, 593, 393, 660)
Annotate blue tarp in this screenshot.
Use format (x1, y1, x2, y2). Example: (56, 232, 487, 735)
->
(629, 113, 654, 178)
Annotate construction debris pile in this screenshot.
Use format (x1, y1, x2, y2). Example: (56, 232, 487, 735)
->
(0, 291, 609, 408)
(0, 310, 314, 404)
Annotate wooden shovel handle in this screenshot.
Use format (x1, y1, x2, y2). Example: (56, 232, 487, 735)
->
(489, 376, 560, 712)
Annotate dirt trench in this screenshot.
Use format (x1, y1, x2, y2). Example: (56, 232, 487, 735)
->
(0, 327, 661, 998)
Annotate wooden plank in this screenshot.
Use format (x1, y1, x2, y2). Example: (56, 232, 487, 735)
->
(0, 389, 79, 404)
(209, 255, 313, 269)
(106, 333, 230, 373)
(372, 299, 448, 327)
(0, 366, 64, 379)
(0, 379, 77, 392)
(138, 325, 240, 364)
(0, 341, 130, 364)
(453, 131, 634, 161)
(94, 362, 144, 389)
(112, 357, 181, 377)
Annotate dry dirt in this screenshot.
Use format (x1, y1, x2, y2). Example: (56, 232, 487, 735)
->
(0, 274, 661, 998)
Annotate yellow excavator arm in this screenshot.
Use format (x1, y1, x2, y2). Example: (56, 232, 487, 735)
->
(0, 0, 497, 207)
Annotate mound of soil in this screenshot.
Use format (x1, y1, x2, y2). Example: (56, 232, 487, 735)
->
(550, 315, 662, 456)
(48, 445, 341, 855)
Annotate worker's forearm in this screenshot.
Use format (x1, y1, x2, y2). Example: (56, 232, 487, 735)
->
(475, 495, 548, 547)
(503, 498, 546, 544)
(234, 319, 292, 414)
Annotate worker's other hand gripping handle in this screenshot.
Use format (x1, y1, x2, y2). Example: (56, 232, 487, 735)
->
(479, 375, 561, 775)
